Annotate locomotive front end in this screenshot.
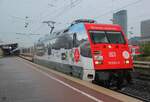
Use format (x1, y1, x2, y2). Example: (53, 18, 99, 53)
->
(85, 23, 133, 88)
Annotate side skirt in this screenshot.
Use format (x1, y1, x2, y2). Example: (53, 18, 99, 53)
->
(34, 58, 83, 79)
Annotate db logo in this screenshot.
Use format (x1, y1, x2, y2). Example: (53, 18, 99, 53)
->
(74, 48, 80, 63)
(109, 51, 116, 57)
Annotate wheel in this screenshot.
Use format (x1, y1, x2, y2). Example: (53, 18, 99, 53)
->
(116, 76, 124, 90)
(103, 80, 110, 88)
(125, 71, 133, 84)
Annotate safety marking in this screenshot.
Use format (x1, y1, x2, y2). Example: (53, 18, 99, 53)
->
(21, 59, 103, 102)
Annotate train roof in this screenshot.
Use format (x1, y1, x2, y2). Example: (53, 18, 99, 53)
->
(37, 21, 123, 43)
(84, 23, 122, 31)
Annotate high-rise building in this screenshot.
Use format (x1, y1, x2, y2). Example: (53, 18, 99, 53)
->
(141, 19, 150, 37)
(113, 10, 128, 37)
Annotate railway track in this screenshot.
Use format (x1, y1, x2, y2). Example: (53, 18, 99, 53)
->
(115, 69, 150, 102)
(120, 62, 150, 101)
(116, 61, 150, 101)
(93, 72, 150, 102)
(118, 79, 150, 102)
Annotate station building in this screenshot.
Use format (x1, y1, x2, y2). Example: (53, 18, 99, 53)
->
(0, 43, 19, 56)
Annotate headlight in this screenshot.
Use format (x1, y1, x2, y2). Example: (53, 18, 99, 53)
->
(125, 60, 130, 64)
(95, 61, 102, 64)
(122, 51, 130, 59)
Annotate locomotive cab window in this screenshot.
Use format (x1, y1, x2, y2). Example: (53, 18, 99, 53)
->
(106, 31, 126, 44)
(89, 30, 126, 44)
(89, 31, 108, 43)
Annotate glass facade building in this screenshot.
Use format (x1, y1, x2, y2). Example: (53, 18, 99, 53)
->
(113, 10, 128, 38)
(141, 19, 150, 37)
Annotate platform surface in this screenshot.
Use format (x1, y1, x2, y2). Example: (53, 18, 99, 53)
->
(0, 57, 141, 102)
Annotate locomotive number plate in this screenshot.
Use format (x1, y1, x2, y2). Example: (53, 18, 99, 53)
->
(108, 61, 120, 65)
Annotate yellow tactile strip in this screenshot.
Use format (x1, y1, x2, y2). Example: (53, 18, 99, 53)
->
(17, 57, 142, 102)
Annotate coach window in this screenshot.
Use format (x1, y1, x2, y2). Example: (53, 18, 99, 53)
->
(48, 44, 52, 55)
(51, 39, 56, 49)
(54, 34, 73, 49)
(80, 41, 92, 58)
(69, 23, 88, 47)
(73, 33, 78, 47)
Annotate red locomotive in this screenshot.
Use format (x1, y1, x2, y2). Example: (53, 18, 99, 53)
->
(22, 19, 133, 88)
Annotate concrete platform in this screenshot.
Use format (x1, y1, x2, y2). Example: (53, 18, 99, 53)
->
(0, 57, 142, 102)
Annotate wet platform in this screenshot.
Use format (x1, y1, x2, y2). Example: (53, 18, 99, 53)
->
(0, 57, 142, 102)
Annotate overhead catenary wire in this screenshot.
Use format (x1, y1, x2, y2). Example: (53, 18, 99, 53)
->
(95, 0, 142, 19)
(10, 15, 38, 23)
(29, 0, 142, 37)
(38, 1, 72, 21)
(39, 0, 82, 21)
(30, 0, 82, 35)
(27, 0, 78, 33)
(9, 0, 144, 40)
(52, 0, 82, 20)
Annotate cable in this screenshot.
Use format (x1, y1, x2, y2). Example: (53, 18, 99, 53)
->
(52, 0, 82, 20)
(10, 15, 38, 23)
(95, 0, 142, 19)
(28, 1, 75, 35)
(40, 0, 82, 21)
(31, 0, 82, 35)
(38, 1, 71, 21)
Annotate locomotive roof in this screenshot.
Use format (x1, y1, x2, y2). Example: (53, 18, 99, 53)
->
(84, 23, 122, 31)
(37, 22, 122, 43)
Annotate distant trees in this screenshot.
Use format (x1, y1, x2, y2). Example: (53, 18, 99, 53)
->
(140, 42, 150, 56)
(0, 48, 3, 57)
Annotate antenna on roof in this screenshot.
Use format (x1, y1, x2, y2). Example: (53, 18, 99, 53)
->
(71, 19, 96, 26)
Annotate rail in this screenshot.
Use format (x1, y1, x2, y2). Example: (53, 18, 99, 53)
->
(19, 54, 33, 62)
(134, 61, 150, 69)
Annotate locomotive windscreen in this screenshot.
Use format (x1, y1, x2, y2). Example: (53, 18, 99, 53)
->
(89, 31, 126, 44)
(107, 31, 126, 44)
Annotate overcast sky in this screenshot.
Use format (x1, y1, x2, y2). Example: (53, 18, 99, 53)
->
(0, 0, 149, 47)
